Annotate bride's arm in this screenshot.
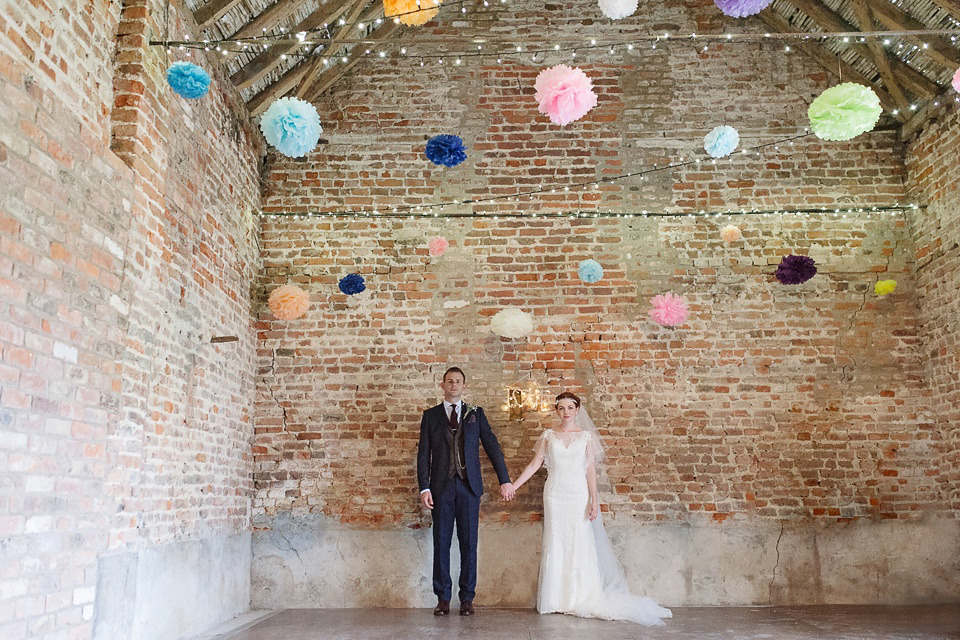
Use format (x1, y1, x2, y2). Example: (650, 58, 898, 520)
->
(511, 449, 545, 492)
(585, 446, 599, 521)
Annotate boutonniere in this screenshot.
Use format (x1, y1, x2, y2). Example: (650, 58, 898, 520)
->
(462, 403, 479, 421)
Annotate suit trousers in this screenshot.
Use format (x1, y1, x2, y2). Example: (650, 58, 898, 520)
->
(432, 474, 480, 602)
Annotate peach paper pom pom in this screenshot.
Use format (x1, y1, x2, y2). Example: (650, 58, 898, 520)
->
(721, 224, 742, 243)
(384, 0, 441, 26)
(534, 65, 598, 126)
(268, 284, 310, 320)
(429, 236, 449, 256)
(649, 293, 689, 327)
(953, 67, 960, 93)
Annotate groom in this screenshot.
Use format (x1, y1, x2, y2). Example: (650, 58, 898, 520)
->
(417, 367, 514, 616)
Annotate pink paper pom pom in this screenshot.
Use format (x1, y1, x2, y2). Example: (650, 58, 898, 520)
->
(648, 293, 689, 327)
(953, 67, 960, 93)
(428, 236, 449, 256)
(721, 224, 742, 243)
(534, 65, 598, 127)
(268, 284, 310, 320)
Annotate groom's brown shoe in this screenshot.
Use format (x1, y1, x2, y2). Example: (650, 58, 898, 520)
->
(460, 600, 475, 616)
(433, 600, 450, 616)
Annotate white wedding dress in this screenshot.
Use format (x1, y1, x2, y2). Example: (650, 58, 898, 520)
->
(536, 429, 672, 626)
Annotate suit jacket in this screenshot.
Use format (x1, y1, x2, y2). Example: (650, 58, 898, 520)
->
(417, 403, 511, 498)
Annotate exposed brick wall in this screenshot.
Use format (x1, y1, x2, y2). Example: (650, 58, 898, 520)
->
(254, 0, 943, 533)
(906, 106, 960, 516)
(0, 0, 262, 638)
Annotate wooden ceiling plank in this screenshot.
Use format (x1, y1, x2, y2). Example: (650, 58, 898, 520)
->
(928, 0, 960, 23)
(307, 21, 400, 100)
(900, 84, 956, 140)
(870, 0, 960, 70)
(786, 0, 939, 100)
(230, 1, 353, 90)
(194, 0, 244, 29)
(848, 0, 910, 120)
(295, 0, 370, 98)
(758, 10, 899, 113)
(247, 62, 314, 115)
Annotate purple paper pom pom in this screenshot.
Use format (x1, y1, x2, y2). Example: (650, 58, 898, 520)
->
(425, 135, 468, 167)
(714, 0, 773, 18)
(338, 273, 366, 295)
(775, 255, 817, 285)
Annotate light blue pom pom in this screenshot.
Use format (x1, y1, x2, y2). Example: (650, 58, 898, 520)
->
(704, 125, 740, 158)
(166, 61, 211, 99)
(578, 259, 604, 283)
(260, 97, 323, 158)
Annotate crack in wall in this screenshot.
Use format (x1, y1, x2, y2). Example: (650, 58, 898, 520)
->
(768, 521, 785, 605)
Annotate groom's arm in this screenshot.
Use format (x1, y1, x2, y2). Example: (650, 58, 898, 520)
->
(416, 410, 432, 493)
(477, 408, 511, 485)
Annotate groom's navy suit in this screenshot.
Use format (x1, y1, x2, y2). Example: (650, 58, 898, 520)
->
(417, 402, 511, 603)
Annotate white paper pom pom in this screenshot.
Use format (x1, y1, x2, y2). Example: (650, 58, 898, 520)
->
(598, 0, 638, 20)
(490, 308, 534, 339)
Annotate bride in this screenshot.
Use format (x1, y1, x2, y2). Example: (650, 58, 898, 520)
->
(511, 392, 672, 626)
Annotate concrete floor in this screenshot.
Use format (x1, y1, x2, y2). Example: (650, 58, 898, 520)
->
(204, 605, 960, 640)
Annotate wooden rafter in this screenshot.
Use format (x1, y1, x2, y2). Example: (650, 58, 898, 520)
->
(194, 0, 245, 29)
(218, 0, 307, 63)
(927, 0, 960, 24)
(869, 0, 960, 70)
(785, 0, 939, 100)
(294, 0, 371, 99)
(230, 1, 354, 90)
(757, 9, 898, 113)
(245, 13, 396, 115)
(307, 21, 401, 101)
(900, 84, 956, 140)
(848, 0, 909, 120)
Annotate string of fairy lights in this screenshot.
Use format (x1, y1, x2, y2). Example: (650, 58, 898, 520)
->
(256, 130, 921, 221)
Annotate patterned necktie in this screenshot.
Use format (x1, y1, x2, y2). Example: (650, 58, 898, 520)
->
(449, 404, 458, 432)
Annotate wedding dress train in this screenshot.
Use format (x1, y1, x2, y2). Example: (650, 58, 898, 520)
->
(537, 429, 672, 626)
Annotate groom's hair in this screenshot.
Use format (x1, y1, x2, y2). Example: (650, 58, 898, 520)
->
(555, 391, 581, 408)
(442, 367, 466, 383)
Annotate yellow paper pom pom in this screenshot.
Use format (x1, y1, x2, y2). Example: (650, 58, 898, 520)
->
(384, 0, 442, 26)
(874, 280, 897, 296)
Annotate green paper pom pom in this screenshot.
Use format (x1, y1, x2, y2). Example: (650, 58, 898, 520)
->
(808, 83, 882, 142)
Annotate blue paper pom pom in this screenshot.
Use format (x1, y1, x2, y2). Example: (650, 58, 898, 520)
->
(425, 135, 468, 167)
(704, 125, 740, 158)
(260, 97, 323, 158)
(578, 259, 604, 283)
(338, 273, 366, 295)
(166, 61, 211, 99)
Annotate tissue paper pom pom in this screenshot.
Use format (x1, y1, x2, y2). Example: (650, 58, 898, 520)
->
(577, 259, 604, 283)
(534, 65, 598, 127)
(338, 273, 366, 295)
(704, 125, 740, 158)
(953, 68, 960, 92)
(808, 83, 882, 142)
(721, 224, 742, 243)
(429, 236, 449, 256)
(714, 0, 773, 17)
(166, 61, 211, 99)
(384, 0, 441, 26)
(775, 255, 817, 285)
(875, 280, 897, 296)
(260, 97, 323, 158)
(648, 293, 689, 327)
(598, 0, 638, 20)
(490, 308, 534, 339)
(425, 135, 467, 167)
(268, 284, 309, 320)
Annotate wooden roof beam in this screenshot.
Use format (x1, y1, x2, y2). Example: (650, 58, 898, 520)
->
(757, 9, 898, 113)
(927, 0, 960, 24)
(295, 0, 371, 98)
(786, 0, 940, 100)
(848, 0, 909, 120)
(869, 0, 960, 70)
(194, 0, 245, 29)
(307, 21, 400, 101)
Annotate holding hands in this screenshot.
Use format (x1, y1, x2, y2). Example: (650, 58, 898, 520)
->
(500, 482, 516, 502)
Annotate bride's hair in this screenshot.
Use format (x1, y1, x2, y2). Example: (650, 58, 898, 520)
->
(555, 391, 581, 408)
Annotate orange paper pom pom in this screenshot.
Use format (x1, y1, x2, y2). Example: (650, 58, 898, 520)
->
(384, 0, 441, 26)
(721, 224, 742, 243)
(268, 284, 310, 320)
